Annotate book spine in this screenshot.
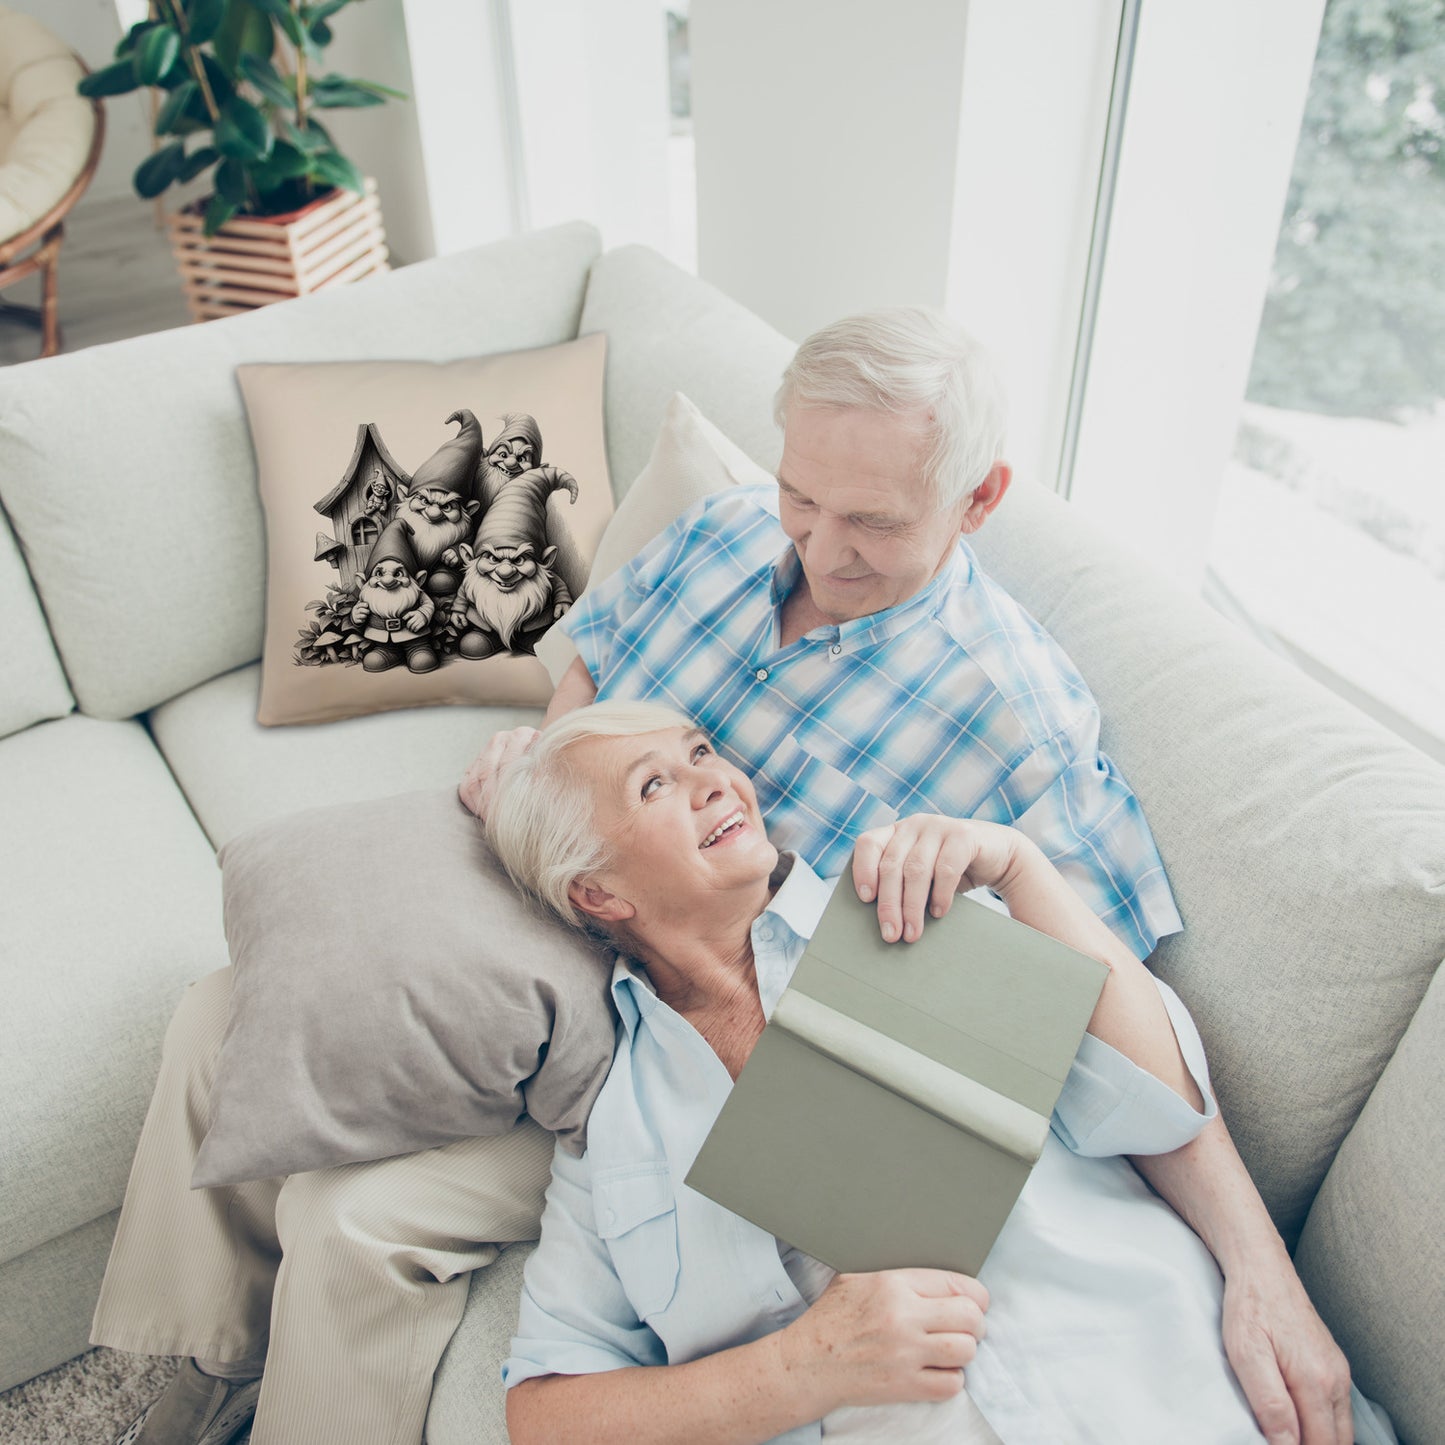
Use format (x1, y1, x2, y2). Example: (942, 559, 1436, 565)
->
(771, 990, 1050, 1164)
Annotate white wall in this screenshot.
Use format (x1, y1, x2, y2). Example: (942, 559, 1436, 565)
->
(510, 0, 671, 253)
(945, 0, 1121, 495)
(690, 0, 972, 342)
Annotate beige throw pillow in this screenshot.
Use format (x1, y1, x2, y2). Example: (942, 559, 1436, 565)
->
(242, 336, 613, 725)
(536, 391, 773, 686)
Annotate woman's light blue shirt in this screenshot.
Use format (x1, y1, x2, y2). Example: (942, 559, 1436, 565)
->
(503, 858, 1267, 1443)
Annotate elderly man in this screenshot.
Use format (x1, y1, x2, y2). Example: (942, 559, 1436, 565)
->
(95, 311, 1350, 1445)
(462, 309, 1353, 1445)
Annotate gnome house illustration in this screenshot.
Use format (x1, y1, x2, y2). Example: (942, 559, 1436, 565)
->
(298, 409, 582, 670)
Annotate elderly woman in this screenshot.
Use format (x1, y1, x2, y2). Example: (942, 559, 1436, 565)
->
(485, 701, 1311, 1445)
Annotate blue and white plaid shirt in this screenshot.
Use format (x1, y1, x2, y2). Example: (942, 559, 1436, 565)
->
(562, 485, 1181, 959)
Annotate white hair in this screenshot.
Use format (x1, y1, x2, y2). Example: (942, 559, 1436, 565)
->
(487, 700, 696, 930)
(774, 307, 1008, 510)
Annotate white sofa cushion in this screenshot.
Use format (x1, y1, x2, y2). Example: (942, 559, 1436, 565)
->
(0, 222, 601, 722)
(0, 715, 227, 1267)
(578, 244, 794, 498)
(968, 477, 1445, 1245)
(0, 504, 71, 738)
(148, 663, 539, 849)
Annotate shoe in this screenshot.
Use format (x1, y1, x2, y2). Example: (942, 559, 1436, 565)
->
(112, 1359, 262, 1445)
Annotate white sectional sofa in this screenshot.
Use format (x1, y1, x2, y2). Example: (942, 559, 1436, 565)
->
(1, 222, 1441, 1444)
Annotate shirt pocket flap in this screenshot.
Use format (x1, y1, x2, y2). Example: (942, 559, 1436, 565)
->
(593, 1163, 674, 1240)
(592, 1163, 680, 1320)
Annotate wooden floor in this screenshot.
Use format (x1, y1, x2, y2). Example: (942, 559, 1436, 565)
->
(0, 194, 193, 366)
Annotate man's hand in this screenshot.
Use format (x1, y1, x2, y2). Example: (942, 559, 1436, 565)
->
(851, 814, 1025, 943)
(459, 726, 540, 822)
(1221, 1262, 1352, 1445)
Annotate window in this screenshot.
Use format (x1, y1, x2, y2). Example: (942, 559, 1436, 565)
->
(1207, 0, 1445, 758)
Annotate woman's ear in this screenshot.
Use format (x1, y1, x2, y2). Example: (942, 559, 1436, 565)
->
(567, 879, 635, 924)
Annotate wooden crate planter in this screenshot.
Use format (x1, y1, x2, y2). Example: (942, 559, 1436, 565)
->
(166, 179, 389, 322)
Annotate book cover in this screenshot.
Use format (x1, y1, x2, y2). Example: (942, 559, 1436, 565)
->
(684, 885, 1109, 1275)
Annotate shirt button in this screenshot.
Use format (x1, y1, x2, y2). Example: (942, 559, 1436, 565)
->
(755, 668, 769, 681)
(830, 644, 842, 655)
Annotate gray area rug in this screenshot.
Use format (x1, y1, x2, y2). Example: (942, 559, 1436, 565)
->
(0, 1350, 206, 1445)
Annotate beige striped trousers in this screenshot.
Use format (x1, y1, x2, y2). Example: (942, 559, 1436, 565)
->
(91, 968, 555, 1445)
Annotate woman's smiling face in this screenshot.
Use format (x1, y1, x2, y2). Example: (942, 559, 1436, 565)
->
(566, 726, 778, 925)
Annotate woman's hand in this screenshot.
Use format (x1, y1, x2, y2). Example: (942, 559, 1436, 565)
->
(779, 1269, 989, 1412)
(459, 726, 540, 821)
(852, 815, 1028, 943)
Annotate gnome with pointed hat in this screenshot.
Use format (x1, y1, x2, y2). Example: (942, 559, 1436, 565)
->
(395, 409, 484, 606)
(451, 466, 579, 659)
(350, 520, 439, 673)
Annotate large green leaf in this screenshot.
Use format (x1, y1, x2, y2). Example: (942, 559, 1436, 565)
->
(114, 20, 157, 59)
(134, 142, 185, 199)
(213, 0, 275, 76)
(239, 53, 295, 107)
(134, 25, 181, 86)
(154, 79, 197, 135)
(309, 148, 363, 194)
(80, 59, 143, 98)
(309, 74, 384, 108)
(186, 0, 227, 47)
(264, 139, 312, 178)
(215, 95, 274, 160)
(215, 156, 249, 204)
(247, 0, 306, 45)
(178, 144, 220, 182)
(199, 53, 236, 107)
(203, 193, 238, 236)
(282, 115, 332, 153)
(351, 78, 408, 101)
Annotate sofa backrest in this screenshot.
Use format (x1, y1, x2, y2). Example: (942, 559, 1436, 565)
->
(969, 477, 1445, 1245)
(0, 501, 72, 738)
(0, 222, 602, 721)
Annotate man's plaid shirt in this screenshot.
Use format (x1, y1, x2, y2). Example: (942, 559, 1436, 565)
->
(562, 485, 1181, 959)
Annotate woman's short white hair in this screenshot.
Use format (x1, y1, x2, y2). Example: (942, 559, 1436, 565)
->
(487, 700, 696, 930)
(774, 307, 1007, 511)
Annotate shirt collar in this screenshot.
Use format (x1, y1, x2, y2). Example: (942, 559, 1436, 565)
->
(609, 851, 835, 1037)
(767, 542, 973, 652)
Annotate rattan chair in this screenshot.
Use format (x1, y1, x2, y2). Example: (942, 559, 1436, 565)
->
(0, 7, 104, 359)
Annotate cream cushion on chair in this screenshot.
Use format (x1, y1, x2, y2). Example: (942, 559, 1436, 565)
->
(0, 8, 94, 242)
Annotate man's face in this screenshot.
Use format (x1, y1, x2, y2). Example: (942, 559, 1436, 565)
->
(776, 405, 970, 623)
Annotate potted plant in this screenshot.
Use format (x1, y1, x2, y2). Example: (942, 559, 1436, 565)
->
(79, 0, 404, 319)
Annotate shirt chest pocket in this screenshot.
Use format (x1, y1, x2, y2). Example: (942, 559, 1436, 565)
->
(593, 1164, 681, 1322)
(758, 731, 898, 868)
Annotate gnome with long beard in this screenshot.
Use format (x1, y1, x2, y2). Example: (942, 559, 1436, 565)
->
(394, 409, 483, 605)
(350, 521, 438, 673)
(451, 467, 579, 659)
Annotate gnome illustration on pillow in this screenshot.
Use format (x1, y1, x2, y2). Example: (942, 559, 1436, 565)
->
(394, 409, 484, 606)
(351, 521, 439, 673)
(452, 467, 579, 659)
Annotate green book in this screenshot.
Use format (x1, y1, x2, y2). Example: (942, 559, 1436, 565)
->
(684, 886, 1110, 1276)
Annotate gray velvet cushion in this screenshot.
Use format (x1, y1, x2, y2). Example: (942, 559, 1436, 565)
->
(193, 789, 617, 1187)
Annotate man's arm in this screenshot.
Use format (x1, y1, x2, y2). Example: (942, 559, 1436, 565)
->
(1131, 1120, 1353, 1445)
